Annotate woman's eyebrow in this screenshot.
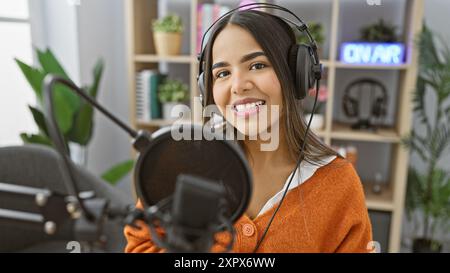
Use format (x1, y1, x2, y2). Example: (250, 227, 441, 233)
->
(212, 51, 265, 70)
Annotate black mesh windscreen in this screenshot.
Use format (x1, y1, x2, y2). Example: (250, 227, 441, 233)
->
(135, 126, 251, 223)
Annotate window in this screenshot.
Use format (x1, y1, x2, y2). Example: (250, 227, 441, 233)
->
(0, 0, 37, 146)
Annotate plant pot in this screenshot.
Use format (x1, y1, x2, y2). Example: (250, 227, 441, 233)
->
(153, 32, 182, 55)
(412, 238, 442, 253)
(162, 102, 187, 120)
(69, 142, 87, 166)
(305, 113, 325, 130)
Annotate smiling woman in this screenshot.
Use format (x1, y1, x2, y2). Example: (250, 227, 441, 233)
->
(124, 6, 373, 253)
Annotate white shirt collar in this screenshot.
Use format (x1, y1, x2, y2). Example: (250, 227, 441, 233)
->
(257, 155, 337, 217)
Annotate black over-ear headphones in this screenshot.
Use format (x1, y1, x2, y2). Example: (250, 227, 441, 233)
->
(196, 2, 322, 107)
(342, 78, 388, 119)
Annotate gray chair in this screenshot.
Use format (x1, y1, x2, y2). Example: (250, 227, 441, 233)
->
(0, 144, 133, 253)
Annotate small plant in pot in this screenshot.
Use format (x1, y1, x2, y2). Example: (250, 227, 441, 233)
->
(158, 79, 189, 120)
(360, 18, 398, 42)
(401, 24, 450, 253)
(295, 22, 325, 57)
(152, 14, 184, 55)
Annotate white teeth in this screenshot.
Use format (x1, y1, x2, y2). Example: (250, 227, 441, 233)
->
(234, 100, 265, 112)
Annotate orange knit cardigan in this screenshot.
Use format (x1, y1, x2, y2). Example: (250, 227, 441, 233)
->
(124, 157, 373, 253)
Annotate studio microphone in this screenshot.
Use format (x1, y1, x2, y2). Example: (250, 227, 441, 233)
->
(39, 74, 252, 252)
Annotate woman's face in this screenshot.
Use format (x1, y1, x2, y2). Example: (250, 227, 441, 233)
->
(211, 24, 283, 137)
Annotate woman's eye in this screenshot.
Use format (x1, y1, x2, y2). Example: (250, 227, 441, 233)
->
(250, 63, 266, 70)
(216, 70, 229, 79)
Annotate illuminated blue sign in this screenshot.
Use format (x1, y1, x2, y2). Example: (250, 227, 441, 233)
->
(340, 42, 405, 65)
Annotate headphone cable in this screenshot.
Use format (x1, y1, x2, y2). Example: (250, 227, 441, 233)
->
(253, 79, 320, 253)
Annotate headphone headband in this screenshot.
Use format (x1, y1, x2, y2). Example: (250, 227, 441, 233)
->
(197, 2, 322, 105)
(197, 3, 319, 65)
(199, 3, 311, 55)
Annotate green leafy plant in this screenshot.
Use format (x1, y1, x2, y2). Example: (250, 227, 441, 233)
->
(152, 14, 183, 33)
(158, 79, 189, 103)
(360, 19, 398, 42)
(295, 22, 325, 46)
(15, 48, 134, 185)
(401, 24, 450, 251)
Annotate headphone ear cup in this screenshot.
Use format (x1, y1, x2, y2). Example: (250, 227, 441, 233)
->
(289, 44, 314, 100)
(343, 95, 359, 117)
(197, 72, 205, 106)
(372, 97, 386, 118)
(288, 43, 299, 83)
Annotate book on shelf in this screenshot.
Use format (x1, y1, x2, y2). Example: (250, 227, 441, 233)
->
(196, 3, 232, 54)
(196, 1, 276, 54)
(135, 70, 166, 122)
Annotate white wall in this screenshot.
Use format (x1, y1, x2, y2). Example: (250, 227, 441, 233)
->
(30, 0, 132, 195)
(76, 0, 132, 195)
(0, 14, 35, 146)
(39, 0, 81, 84)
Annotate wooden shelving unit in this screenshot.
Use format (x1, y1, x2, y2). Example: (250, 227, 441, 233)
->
(134, 54, 195, 63)
(334, 61, 410, 70)
(363, 183, 395, 212)
(125, 0, 424, 252)
(331, 122, 401, 143)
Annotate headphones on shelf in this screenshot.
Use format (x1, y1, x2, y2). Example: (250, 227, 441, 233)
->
(196, 2, 323, 107)
(342, 78, 388, 120)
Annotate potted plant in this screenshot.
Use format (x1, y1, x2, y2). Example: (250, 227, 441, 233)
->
(360, 18, 398, 42)
(295, 22, 325, 56)
(152, 14, 184, 55)
(15, 48, 134, 185)
(158, 78, 189, 119)
(304, 85, 328, 130)
(401, 24, 450, 253)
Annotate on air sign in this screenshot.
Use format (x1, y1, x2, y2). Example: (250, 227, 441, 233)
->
(340, 42, 405, 65)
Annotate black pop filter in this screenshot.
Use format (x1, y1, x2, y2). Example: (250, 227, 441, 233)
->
(134, 124, 252, 223)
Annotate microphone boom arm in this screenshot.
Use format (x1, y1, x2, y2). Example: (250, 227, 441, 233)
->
(42, 75, 153, 222)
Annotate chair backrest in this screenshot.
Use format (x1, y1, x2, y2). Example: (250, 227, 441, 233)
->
(0, 144, 133, 252)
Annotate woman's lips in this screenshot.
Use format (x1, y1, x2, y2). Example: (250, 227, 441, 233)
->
(232, 100, 265, 118)
(234, 105, 260, 117)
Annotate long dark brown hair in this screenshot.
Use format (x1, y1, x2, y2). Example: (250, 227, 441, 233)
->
(202, 10, 339, 165)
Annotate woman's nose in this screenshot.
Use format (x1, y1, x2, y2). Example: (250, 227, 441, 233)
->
(231, 72, 253, 95)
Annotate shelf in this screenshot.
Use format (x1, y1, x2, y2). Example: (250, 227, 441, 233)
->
(134, 54, 194, 63)
(321, 60, 331, 67)
(135, 54, 330, 67)
(311, 129, 326, 138)
(136, 119, 198, 128)
(363, 182, 394, 212)
(335, 61, 409, 70)
(126, 0, 425, 253)
(136, 119, 175, 127)
(330, 122, 401, 143)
